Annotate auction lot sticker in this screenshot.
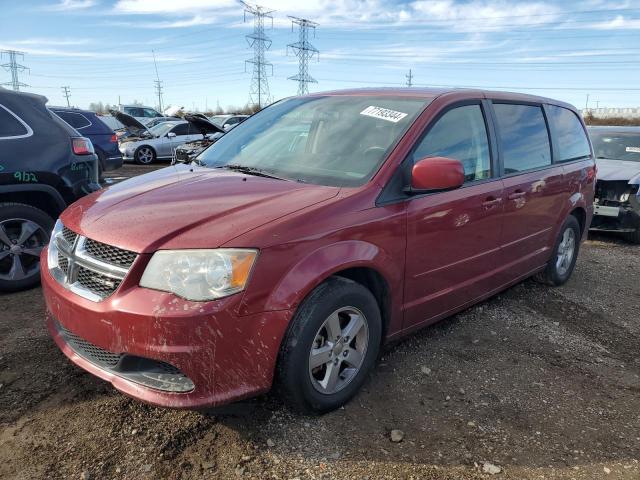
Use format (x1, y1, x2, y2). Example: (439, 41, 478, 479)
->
(360, 106, 408, 123)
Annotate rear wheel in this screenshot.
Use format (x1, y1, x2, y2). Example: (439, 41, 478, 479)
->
(534, 215, 581, 286)
(0, 203, 54, 292)
(134, 146, 156, 165)
(278, 277, 382, 413)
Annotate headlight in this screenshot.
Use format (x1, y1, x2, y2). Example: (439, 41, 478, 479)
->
(139, 249, 258, 301)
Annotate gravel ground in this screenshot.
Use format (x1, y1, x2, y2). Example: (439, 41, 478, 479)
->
(1, 164, 639, 480)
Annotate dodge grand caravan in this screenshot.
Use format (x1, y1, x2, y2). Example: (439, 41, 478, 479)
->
(42, 89, 595, 413)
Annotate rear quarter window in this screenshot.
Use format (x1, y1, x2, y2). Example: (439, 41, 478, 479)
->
(547, 105, 591, 161)
(54, 111, 92, 130)
(0, 104, 32, 139)
(494, 103, 551, 174)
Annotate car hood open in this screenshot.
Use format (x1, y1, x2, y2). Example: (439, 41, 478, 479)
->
(109, 110, 149, 136)
(60, 164, 340, 253)
(596, 159, 640, 184)
(184, 113, 225, 135)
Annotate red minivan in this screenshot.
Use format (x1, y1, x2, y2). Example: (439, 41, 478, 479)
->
(42, 89, 595, 413)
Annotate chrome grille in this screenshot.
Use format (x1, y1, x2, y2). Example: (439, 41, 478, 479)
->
(61, 226, 77, 245)
(84, 239, 137, 268)
(57, 253, 69, 274)
(49, 222, 138, 302)
(76, 266, 123, 299)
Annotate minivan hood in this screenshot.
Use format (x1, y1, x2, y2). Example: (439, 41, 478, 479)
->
(60, 165, 340, 253)
(596, 158, 640, 184)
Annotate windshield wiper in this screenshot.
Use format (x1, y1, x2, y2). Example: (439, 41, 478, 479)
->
(217, 164, 287, 181)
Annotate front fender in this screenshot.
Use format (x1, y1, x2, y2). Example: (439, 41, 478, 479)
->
(240, 240, 405, 336)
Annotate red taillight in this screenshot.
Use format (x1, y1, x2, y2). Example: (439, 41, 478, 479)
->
(72, 137, 94, 155)
(110, 134, 117, 143)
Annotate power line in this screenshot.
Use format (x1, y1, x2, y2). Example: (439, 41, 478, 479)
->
(242, 2, 274, 108)
(1, 50, 29, 91)
(406, 69, 413, 87)
(287, 16, 319, 96)
(152, 49, 164, 112)
(61, 86, 71, 107)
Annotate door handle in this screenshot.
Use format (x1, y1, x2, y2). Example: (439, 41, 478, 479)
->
(508, 190, 526, 200)
(482, 197, 502, 209)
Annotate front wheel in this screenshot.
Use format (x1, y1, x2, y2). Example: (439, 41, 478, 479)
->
(134, 146, 156, 165)
(0, 203, 54, 292)
(278, 277, 382, 413)
(535, 215, 581, 286)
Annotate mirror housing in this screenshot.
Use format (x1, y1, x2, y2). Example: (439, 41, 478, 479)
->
(167, 132, 177, 138)
(409, 156, 465, 193)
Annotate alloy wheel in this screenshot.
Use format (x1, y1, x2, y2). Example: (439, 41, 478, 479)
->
(555, 227, 576, 276)
(0, 218, 47, 282)
(137, 147, 154, 164)
(308, 306, 369, 395)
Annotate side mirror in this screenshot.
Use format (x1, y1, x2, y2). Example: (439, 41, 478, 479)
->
(223, 124, 232, 131)
(410, 156, 465, 193)
(167, 132, 177, 138)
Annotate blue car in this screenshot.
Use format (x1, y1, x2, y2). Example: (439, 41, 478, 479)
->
(50, 107, 123, 176)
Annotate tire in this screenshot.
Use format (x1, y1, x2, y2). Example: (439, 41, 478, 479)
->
(96, 152, 105, 183)
(534, 215, 581, 286)
(0, 203, 54, 292)
(134, 146, 156, 165)
(624, 227, 640, 244)
(277, 276, 382, 414)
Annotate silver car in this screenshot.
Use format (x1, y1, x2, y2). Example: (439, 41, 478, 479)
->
(118, 119, 223, 164)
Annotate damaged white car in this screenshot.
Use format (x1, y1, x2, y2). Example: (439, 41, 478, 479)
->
(589, 126, 640, 243)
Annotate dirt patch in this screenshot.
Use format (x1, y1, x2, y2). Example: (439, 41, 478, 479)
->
(1, 166, 639, 479)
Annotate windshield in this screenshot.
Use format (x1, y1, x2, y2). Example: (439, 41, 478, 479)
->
(197, 95, 429, 187)
(149, 122, 180, 137)
(591, 131, 640, 162)
(209, 115, 228, 126)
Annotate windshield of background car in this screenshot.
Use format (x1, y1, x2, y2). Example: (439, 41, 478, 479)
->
(591, 131, 640, 162)
(149, 122, 179, 137)
(197, 95, 429, 187)
(209, 115, 227, 126)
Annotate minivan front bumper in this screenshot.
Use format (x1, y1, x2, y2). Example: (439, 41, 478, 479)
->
(42, 249, 292, 409)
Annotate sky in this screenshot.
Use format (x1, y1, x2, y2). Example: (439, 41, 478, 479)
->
(0, 0, 639, 112)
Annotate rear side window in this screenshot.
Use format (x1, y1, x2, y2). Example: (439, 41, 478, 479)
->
(494, 103, 551, 174)
(547, 105, 591, 161)
(54, 111, 91, 130)
(412, 104, 491, 182)
(0, 104, 32, 139)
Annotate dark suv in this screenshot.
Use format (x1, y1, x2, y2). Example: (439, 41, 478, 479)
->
(49, 107, 123, 176)
(0, 87, 100, 292)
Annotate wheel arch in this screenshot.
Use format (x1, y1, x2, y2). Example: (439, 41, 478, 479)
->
(256, 240, 403, 341)
(0, 185, 66, 220)
(569, 205, 587, 237)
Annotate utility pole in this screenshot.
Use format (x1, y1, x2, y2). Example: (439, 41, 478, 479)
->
(585, 94, 590, 113)
(61, 86, 71, 107)
(287, 16, 319, 96)
(242, 2, 274, 109)
(1, 50, 29, 91)
(406, 69, 413, 87)
(152, 50, 163, 113)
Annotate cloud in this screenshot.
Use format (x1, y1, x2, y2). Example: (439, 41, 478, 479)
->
(109, 0, 563, 31)
(106, 14, 221, 29)
(45, 0, 98, 11)
(113, 0, 236, 14)
(589, 15, 640, 29)
(10, 38, 92, 46)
